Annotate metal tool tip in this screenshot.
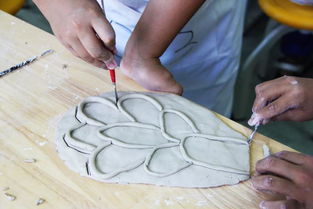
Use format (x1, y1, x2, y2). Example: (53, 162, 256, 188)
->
(113, 85, 118, 105)
(248, 124, 259, 144)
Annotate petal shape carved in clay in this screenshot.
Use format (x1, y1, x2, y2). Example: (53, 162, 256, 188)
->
(160, 109, 200, 142)
(88, 144, 151, 179)
(64, 121, 112, 154)
(64, 123, 97, 154)
(97, 122, 168, 148)
(144, 143, 191, 177)
(117, 93, 163, 126)
(77, 96, 131, 126)
(180, 134, 249, 175)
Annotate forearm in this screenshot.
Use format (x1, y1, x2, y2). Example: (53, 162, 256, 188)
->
(125, 0, 205, 59)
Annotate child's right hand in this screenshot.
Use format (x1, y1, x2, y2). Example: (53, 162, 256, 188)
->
(34, 0, 117, 69)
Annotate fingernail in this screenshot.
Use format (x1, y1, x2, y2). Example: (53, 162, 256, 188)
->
(248, 113, 258, 126)
(248, 114, 255, 126)
(106, 58, 117, 69)
(259, 201, 267, 209)
(248, 118, 255, 126)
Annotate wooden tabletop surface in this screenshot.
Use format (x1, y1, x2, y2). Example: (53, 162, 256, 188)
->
(0, 11, 294, 209)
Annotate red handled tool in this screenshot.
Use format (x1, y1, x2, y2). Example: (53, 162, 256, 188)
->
(108, 69, 118, 104)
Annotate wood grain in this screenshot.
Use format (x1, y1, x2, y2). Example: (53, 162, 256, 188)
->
(0, 11, 294, 209)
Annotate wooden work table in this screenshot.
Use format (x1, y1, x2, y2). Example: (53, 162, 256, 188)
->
(0, 11, 294, 209)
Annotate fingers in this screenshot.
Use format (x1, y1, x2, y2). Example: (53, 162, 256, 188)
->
(255, 152, 313, 207)
(67, 36, 105, 68)
(271, 110, 297, 122)
(252, 175, 301, 200)
(91, 15, 116, 52)
(253, 78, 287, 113)
(274, 151, 310, 165)
(76, 24, 110, 59)
(254, 94, 295, 122)
(253, 76, 292, 112)
(251, 76, 303, 123)
(275, 151, 313, 177)
(91, 15, 118, 69)
(272, 109, 308, 122)
(259, 199, 301, 209)
(71, 12, 117, 69)
(255, 156, 303, 182)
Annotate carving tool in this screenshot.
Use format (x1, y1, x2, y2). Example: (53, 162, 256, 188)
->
(0, 49, 54, 78)
(247, 124, 259, 144)
(108, 68, 118, 104)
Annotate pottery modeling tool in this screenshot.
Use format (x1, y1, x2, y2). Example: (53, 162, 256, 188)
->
(248, 124, 259, 144)
(108, 69, 118, 104)
(0, 49, 54, 78)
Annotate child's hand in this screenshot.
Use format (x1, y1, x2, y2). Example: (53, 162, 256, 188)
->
(120, 53, 183, 95)
(34, 0, 117, 69)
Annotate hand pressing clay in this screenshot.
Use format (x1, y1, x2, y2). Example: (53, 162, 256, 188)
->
(57, 92, 250, 188)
